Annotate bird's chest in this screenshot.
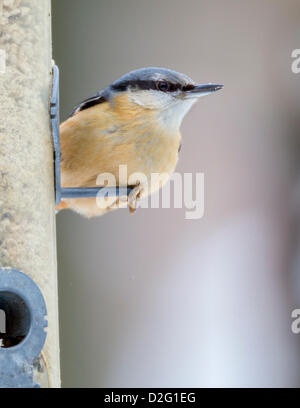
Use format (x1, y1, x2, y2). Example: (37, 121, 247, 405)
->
(129, 129, 180, 177)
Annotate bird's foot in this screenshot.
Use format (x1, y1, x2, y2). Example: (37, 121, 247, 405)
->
(128, 184, 144, 214)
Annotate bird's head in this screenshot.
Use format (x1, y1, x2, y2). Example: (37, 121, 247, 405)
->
(107, 67, 223, 129)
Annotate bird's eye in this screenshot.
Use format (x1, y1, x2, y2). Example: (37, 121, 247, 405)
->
(157, 81, 169, 92)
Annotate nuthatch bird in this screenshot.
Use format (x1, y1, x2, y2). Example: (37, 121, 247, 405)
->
(56, 67, 223, 217)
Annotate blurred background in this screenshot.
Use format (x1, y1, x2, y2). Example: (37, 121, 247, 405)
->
(52, 0, 300, 387)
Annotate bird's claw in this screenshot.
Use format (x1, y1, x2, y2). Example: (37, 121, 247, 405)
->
(128, 184, 144, 214)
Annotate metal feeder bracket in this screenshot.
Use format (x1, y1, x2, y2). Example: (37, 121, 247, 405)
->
(51, 65, 133, 206)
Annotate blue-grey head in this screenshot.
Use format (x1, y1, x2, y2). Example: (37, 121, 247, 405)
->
(109, 67, 223, 128)
(71, 67, 223, 128)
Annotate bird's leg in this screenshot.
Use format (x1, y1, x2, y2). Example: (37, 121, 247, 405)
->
(128, 183, 144, 214)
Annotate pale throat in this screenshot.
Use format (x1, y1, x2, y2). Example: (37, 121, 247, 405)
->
(155, 98, 197, 132)
(128, 89, 198, 132)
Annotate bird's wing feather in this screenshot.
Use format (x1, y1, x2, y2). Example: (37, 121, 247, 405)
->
(69, 89, 107, 117)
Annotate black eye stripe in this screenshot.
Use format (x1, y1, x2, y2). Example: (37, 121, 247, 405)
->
(111, 80, 156, 92)
(111, 80, 194, 93)
(182, 84, 195, 92)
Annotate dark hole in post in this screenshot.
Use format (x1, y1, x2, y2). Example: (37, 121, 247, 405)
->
(0, 291, 31, 348)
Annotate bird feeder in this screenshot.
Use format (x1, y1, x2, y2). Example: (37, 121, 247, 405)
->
(0, 0, 60, 387)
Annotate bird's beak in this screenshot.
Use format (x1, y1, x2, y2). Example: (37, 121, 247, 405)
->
(185, 83, 224, 99)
